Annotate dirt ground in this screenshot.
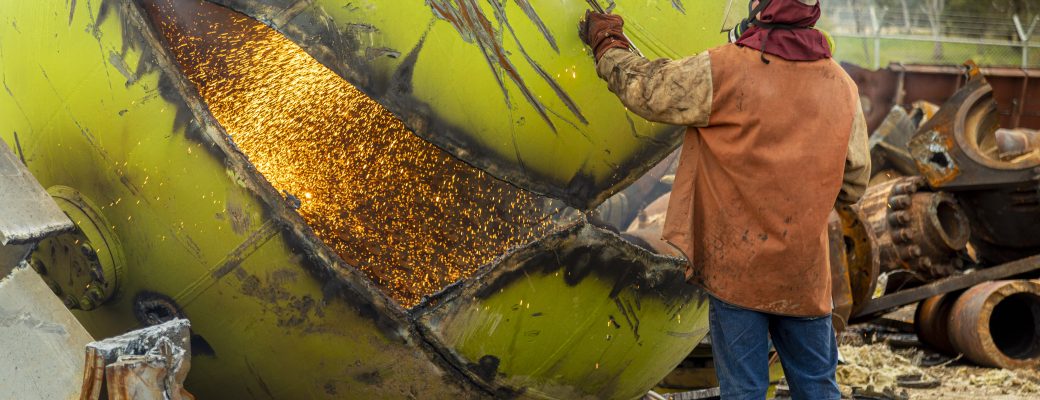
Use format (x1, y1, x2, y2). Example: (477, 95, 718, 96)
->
(837, 342, 1040, 400)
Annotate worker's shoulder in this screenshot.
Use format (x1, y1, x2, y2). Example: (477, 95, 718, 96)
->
(822, 58, 861, 94)
(705, 42, 742, 59)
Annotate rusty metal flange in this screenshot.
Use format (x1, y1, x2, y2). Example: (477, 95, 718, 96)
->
(948, 280, 1040, 369)
(854, 177, 971, 289)
(30, 186, 126, 311)
(914, 292, 961, 355)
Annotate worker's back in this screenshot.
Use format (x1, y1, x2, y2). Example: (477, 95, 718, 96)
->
(662, 43, 862, 317)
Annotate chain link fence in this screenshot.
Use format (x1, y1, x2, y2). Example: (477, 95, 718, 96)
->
(818, 2, 1040, 69)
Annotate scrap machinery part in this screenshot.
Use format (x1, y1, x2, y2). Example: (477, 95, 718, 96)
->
(914, 292, 962, 355)
(908, 70, 1040, 263)
(623, 192, 683, 258)
(0, 0, 724, 398)
(0, 139, 74, 270)
(828, 211, 854, 332)
(948, 280, 1040, 369)
(995, 128, 1040, 161)
(907, 66, 1037, 188)
(853, 176, 972, 290)
(596, 150, 680, 231)
(30, 187, 127, 311)
(869, 106, 920, 178)
(835, 206, 882, 316)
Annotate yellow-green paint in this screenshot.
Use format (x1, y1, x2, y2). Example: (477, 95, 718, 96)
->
(0, 1, 473, 398)
(212, 0, 732, 208)
(2, 0, 722, 398)
(430, 271, 708, 400)
(417, 224, 711, 400)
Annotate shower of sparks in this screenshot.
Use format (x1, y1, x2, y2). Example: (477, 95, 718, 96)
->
(146, 0, 560, 307)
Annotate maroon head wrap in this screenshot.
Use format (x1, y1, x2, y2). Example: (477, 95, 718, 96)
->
(735, 0, 831, 62)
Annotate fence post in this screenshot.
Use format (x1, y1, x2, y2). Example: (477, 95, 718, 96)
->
(869, 5, 887, 70)
(1013, 14, 1039, 68)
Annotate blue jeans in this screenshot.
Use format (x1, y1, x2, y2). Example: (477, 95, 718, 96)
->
(708, 296, 840, 400)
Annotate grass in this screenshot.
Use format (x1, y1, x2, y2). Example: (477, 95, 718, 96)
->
(832, 37, 1040, 69)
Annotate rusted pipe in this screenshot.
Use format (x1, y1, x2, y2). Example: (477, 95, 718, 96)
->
(948, 280, 1040, 369)
(908, 192, 971, 268)
(914, 292, 961, 355)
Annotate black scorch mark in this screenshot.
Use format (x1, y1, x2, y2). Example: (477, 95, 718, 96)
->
(426, 0, 586, 131)
(671, 0, 686, 14)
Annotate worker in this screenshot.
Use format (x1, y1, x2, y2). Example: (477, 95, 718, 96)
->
(580, 1, 869, 399)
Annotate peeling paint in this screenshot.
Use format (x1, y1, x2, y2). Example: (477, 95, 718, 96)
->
(671, 0, 686, 14)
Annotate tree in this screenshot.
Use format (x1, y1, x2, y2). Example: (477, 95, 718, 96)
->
(921, 0, 946, 60)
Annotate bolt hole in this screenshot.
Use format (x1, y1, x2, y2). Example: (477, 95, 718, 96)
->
(929, 152, 951, 169)
(935, 199, 969, 247)
(133, 292, 184, 326)
(989, 293, 1040, 361)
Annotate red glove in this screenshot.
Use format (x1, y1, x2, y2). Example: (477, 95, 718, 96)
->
(579, 10, 631, 62)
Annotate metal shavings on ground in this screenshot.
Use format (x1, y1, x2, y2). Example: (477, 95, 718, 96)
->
(838, 344, 928, 392)
(838, 343, 1040, 399)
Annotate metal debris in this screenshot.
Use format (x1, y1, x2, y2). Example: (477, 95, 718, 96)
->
(0, 139, 74, 272)
(914, 292, 960, 355)
(839, 60, 1040, 373)
(948, 280, 1040, 369)
(839, 342, 1040, 399)
(903, 67, 1040, 264)
(995, 128, 1040, 161)
(81, 319, 194, 400)
(853, 177, 972, 289)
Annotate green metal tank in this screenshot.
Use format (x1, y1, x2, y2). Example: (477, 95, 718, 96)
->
(0, 0, 730, 398)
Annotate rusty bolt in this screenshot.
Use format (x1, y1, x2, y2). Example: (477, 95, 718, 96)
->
(887, 211, 911, 227)
(78, 295, 94, 310)
(893, 182, 917, 195)
(896, 244, 922, 260)
(889, 195, 912, 209)
(894, 229, 914, 244)
(80, 242, 98, 261)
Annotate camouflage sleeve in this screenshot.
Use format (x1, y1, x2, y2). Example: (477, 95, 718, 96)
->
(595, 48, 713, 127)
(838, 99, 871, 207)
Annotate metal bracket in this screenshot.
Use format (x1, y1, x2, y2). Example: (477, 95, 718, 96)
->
(851, 253, 1040, 322)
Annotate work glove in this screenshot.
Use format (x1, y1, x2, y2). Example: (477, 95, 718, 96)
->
(578, 10, 630, 62)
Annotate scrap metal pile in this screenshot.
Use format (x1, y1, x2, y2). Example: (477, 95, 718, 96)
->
(844, 62, 1040, 370)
